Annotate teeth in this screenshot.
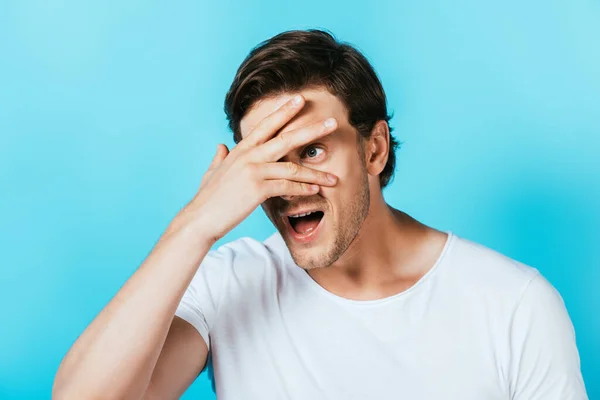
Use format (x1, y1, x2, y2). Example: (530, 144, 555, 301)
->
(290, 211, 314, 218)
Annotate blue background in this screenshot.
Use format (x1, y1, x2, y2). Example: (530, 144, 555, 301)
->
(1, 0, 598, 398)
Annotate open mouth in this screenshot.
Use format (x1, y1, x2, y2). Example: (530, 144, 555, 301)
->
(287, 211, 324, 235)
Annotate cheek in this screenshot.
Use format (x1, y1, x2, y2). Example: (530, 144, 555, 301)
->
(260, 201, 278, 222)
(327, 151, 365, 187)
(317, 153, 365, 204)
(309, 148, 363, 182)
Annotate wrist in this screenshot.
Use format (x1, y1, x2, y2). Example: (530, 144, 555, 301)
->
(164, 208, 220, 248)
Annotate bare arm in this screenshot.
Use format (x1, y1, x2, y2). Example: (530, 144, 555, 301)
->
(52, 94, 339, 400)
(52, 218, 214, 400)
(142, 316, 209, 400)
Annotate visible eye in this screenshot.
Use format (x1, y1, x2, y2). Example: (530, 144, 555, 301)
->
(302, 145, 324, 159)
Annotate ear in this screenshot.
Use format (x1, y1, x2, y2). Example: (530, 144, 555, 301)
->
(364, 120, 390, 179)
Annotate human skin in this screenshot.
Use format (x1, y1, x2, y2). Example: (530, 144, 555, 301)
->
(53, 88, 447, 399)
(52, 94, 341, 399)
(244, 88, 448, 301)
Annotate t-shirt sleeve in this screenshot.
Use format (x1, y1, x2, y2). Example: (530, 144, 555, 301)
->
(508, 273, 588, 399)
(174, 243, 232, 351)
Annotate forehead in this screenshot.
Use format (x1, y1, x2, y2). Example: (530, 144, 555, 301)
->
(239, 88, 349, 139)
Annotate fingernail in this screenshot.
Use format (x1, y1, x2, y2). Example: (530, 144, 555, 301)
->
(327, 173, 337, 183)
(292, 95, 303, 106)
(311, 184, 320, 191)
(324, 118, 337, 128)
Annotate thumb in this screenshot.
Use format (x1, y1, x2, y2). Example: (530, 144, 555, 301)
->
(209, 143, 229, 169)
(199, 144, 230, 191)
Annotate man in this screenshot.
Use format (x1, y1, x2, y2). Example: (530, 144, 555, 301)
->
(53, 29, 587, 399)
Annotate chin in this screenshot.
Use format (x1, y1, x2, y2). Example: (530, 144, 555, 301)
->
(282, 231, 345, 270)
(264, 201, 351, 269)
(277, 227, 324, 267)
(288, 248, 331, 270)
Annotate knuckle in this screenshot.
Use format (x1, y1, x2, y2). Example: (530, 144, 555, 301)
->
(252, 178, 264, 195)
(253, 120, 271, 137)
(257, 182, 270, 201)
(293, 182, 304, 193)
(277, 131, 289, 145)
(319, 171, 330, 182)
(308, 169, 323, 182)
(286, 162, 299, 176)
(280, 179, 291, 190)
(281, 180, 294, 193)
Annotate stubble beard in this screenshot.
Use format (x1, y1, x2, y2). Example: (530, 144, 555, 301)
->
(290, 169, 371, 270)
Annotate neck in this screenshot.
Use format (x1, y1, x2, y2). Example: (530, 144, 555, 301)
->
(306, 185, 447, 300)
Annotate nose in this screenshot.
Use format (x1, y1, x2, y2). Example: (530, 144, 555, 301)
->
(280, 194, 296, 201)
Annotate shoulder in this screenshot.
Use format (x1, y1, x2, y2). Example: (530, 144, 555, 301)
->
(444, 233, 540, 292)
(212, 231, 286, 267)
(201, 231, 288, 283)
(436, 233, 546, 318)
(438, 234, 576, 345)
(442, 236, 585, 397)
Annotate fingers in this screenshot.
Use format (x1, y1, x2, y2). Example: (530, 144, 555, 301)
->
(240, 95, 306, 149)
(256, 117, 338, 162)
(215, 143, 230, 161)
(208, 144, 229, 170)
(262, 179, 320, 200)
(199, 144, 230, 191)
(260, 162, 337, 187)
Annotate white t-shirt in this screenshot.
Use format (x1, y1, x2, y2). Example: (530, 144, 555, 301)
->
(175, 231, 587, 399)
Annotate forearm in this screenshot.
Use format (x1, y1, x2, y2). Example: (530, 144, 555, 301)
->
(53, 215, 214, 400)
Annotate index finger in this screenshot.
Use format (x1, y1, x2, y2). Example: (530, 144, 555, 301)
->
(256, 117, 338, 162)
(238, 94, 306, 150)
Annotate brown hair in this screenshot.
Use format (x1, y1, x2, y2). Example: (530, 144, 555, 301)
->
(224, 29, 401, 188)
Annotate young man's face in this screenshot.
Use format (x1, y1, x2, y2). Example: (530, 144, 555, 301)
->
(240, 88, 371, 270)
